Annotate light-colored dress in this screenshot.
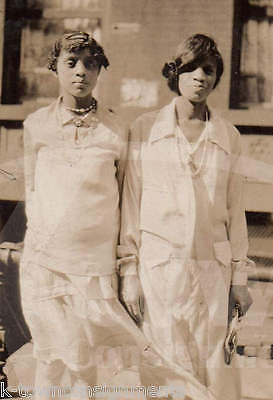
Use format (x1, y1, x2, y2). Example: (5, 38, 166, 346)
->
(20, 97, 146, 373)
(119, 97, 250, 400)
(21, 97, 221, 400)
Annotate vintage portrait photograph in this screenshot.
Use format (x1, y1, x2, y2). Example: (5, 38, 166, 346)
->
(0, 1, 273, 399)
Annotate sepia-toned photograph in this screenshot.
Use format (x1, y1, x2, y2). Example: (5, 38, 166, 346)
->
(0, 1, 273, 399)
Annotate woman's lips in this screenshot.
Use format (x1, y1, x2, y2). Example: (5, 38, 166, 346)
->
(73, 81, 88, 88)
(193, 84, 206, 89)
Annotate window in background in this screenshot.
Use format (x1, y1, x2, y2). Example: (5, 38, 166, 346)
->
(1, 0, 104, 108)
(230, 0, 273, 109)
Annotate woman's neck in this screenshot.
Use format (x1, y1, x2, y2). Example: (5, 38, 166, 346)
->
(61, 93, 94, 110)
(175, 96, 208, 143)
(175, 96, 207, 122)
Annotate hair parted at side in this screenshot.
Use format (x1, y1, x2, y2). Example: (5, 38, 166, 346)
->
(48, 31, 109, 72)
(162, 33, 224, 95)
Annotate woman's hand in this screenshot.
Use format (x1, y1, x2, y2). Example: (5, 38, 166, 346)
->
(119, 275, 144, 324)
(229, 284, 253, 317)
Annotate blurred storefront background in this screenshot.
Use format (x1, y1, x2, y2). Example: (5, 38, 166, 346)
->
(0, 0, 271, 235)
(0, 4, 272, 398)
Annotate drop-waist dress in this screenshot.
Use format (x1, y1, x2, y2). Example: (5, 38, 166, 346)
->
(21, 97, 146, 373)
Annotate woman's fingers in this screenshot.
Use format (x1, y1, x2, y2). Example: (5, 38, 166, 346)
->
(127, 301, 143, 323)
(119, 276, 144, 323)
(230, 285, 253, 316)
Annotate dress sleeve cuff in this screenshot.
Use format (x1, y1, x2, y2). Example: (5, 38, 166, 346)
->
(231, 258, 254, 285)
(117, 245, 138, 276)
(118, 261, 138, 277)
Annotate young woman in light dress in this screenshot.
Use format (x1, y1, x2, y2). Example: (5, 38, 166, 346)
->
(119, 33, 253, 400)
(21, 31, 215, 400)
(20, 31, 146, 400)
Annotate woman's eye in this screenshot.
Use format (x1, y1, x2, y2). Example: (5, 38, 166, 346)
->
(66, 59, 76, 67)
(204, 66, 214, 75)
(85, 59, 98, 69)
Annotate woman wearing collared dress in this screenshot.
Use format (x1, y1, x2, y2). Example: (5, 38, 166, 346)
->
(119, 34, 253, 400)
(21, 31, 217, 400)
(20, 31, 153, 400)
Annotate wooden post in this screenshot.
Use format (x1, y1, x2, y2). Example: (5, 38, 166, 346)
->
(0, 0, 5, 102)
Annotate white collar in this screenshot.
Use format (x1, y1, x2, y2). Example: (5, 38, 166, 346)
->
(149, 97, 231, 154)
(56, 96, 100, 127)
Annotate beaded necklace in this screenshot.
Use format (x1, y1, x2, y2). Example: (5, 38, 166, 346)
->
(64, 97, 97, 115)
(61, 98, 98, 165)
(65, 98, 98, 145)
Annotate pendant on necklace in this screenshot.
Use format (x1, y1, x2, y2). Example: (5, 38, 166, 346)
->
(74, 119, 86, 144)
(74, 125, 80, 144)
(75, 120, 83, 128)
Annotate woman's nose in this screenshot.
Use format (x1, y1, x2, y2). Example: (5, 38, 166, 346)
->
(75, 61, 86, 76)
(194, 67, 205, 81)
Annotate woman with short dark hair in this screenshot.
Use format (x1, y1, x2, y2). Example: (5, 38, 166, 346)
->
(119, 33, 253, 400)
(21, 31, 140, 400)
(162, 33, 224, 94)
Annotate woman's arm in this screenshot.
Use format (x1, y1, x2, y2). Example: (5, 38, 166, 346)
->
(227, 132, 248, 263)
(116, 126, 129, 197)
(227, 127, 253, 315)
(23, 122, 37, 217)
(118, 121, 144, 323)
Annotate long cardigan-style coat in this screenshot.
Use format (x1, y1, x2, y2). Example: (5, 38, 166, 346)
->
(119, 98, 249, 400)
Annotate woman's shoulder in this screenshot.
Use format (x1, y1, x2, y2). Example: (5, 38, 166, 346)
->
(133, 109, 160, 125)
(100, 106, 123, 130)
(211, 110, 242, 151)
(212, 111, 240, 137)
(24, 100, 58, 129)
(99, 106, 128, 143)
(130, 109, 161, 137)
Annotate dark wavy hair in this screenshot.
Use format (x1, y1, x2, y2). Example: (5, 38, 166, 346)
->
(162, 34, 224, 95)
(48, 31, 109, 72)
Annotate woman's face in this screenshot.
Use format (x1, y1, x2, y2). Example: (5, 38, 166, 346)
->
(56, 48, 100, 101)
(178, 57, 217, 103)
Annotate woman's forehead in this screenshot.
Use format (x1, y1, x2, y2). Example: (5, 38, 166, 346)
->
(59, 47, 93, 58)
